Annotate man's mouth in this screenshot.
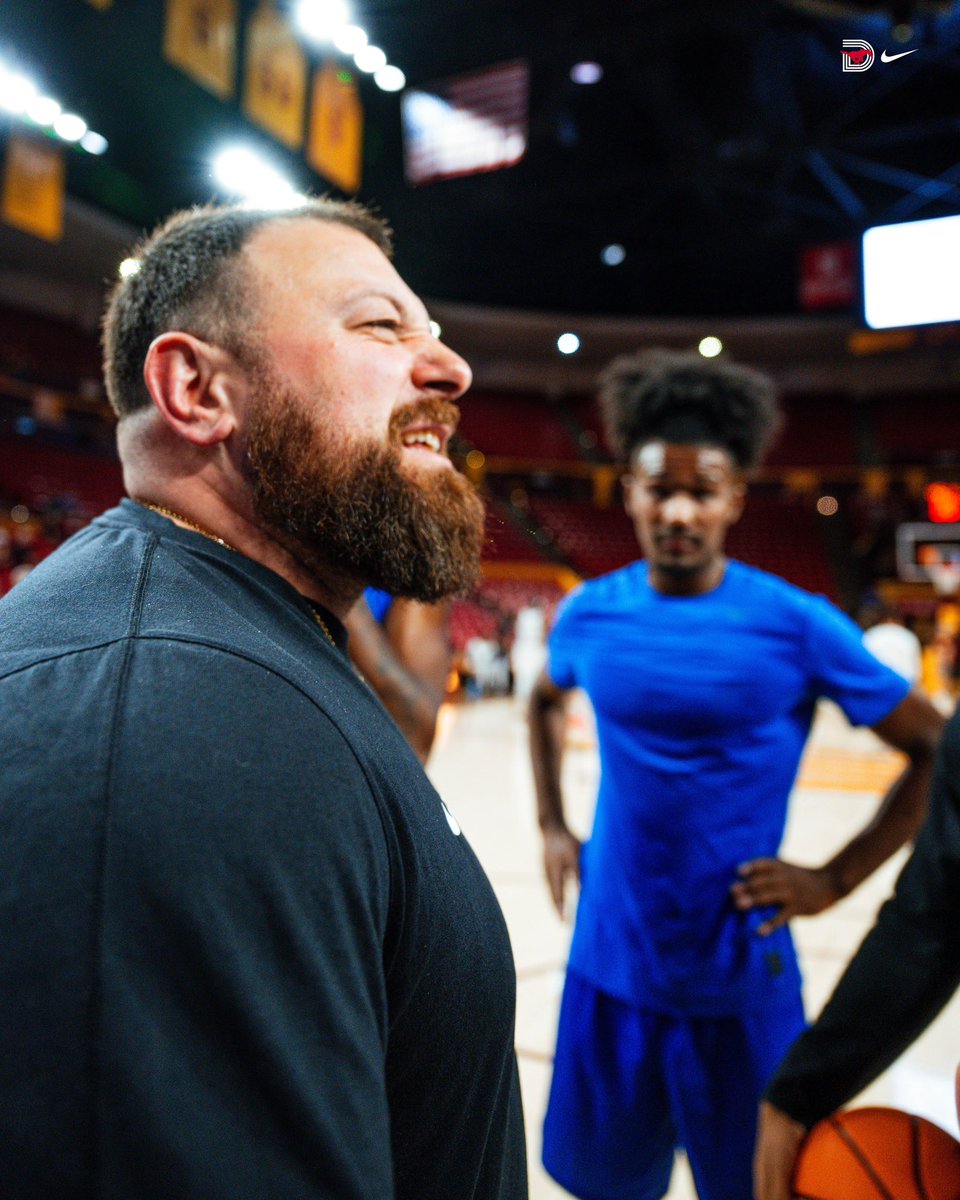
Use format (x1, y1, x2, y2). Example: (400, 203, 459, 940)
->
(657, 534, 700, 555)
(390, 399, 460, 470)
(400, 427, 444, 453)
(397, 422, 453, 468)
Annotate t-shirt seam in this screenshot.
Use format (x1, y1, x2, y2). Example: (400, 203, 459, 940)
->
(91, 530, 157, 1194)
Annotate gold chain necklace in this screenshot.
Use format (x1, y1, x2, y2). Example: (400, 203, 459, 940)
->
(138, 501, 238, 551)
(136, 499, 339, 650)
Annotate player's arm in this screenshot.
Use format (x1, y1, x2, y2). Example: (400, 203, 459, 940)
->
(529, 669, 581, 916)
(345, 596, 450, 765)
(755, 710, 960, 1199)
(754, 1103, 806, 1200)
(733, 691, 944, 935)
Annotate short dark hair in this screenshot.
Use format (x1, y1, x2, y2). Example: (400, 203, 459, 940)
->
(597, 348, 782, 470)
(102, 198, 393, 418)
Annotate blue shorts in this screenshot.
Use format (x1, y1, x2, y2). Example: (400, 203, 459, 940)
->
(542, 971, 806, 1200)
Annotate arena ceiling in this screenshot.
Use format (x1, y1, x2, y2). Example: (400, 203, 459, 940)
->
(1, 0, 960, 389)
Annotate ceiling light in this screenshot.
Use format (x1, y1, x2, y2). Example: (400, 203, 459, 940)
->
(429, 320, 442, 339)
(557, 333, 580, 355)
(80, 130, 108, 155)
(601, 243, 625, 266)
(354, 44, 387, 73)
(698, 336, 723, 358)
(118, 258, 141, 279)
(374, 65, 405, 92)
(294, 0, 350, 43)
(334, 24, 367, 55)
(570, 61, 603, 85)
(0, 68, 37, 114)
(27, 95, 60, 126)
(0, 61, 104, 154)
(212, 146, 304, 209)
(53, 112, 87, 142)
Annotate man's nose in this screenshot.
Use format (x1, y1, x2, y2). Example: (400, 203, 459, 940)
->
(660, 492, 698, 524)
(412, 335, 473, 400)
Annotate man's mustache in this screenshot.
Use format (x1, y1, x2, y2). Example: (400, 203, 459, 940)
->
(389, 398, 461, 441)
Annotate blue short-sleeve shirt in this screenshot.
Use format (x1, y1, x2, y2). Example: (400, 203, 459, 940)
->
(548, 559, 909, 1015)
(363, 587, 394, 625)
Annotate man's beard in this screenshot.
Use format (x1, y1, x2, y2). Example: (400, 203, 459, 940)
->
(244, 377, 484, 602)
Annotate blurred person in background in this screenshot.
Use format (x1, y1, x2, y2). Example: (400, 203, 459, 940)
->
(859, 600, 923, 687)
(345, 587, 452, 763)
(528, 349, 944, 1200)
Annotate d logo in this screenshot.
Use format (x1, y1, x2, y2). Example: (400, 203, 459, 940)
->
(842, 39, 874, 71)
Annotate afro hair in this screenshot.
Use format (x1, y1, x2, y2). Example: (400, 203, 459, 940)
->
(597, 348, 783, 470)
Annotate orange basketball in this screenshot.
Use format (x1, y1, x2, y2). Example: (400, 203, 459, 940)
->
(792, 1106, 960, 1200)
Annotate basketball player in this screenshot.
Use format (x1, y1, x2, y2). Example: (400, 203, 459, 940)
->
(528, 349, 945, 1200)
(755, 701, 960, 1199)
(0, 199, 526, 1197)
(345, 589, 452, 763)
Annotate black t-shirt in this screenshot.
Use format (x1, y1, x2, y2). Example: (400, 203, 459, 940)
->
(0, 500, 527, 1199)
(765, 707, 960, 1128)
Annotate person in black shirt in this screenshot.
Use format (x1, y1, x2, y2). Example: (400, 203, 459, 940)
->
(754, 707, 960, 1200)
(0, 200, 527, 1199)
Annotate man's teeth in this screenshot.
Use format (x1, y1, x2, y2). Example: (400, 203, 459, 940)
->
(401, 430, 442, 452)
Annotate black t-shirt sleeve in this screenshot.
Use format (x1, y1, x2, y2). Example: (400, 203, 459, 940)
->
(765, 711, 960, 1128)
(102, 640, 396, 1199)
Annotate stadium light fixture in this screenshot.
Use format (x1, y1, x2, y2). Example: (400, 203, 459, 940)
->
(601, 243, 625, 266)
(0, 64, 37, 114)
(557, 333, 581, 355)
(27, 94, 61, 126)
(571, 61, 603, 84)
(80, 130, 108, 155)
(354, 44, 387, 73)
(212, 146, 305, 209)
(334, 24, 367, 54)
(375, 65, 405, 92)
(294, 0, 351, 44)
(53, 112, 87, 142)
(0, 54, 108, 154)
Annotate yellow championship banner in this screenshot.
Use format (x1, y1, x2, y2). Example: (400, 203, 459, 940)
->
(307, 62, 363, 194)
(164, 0, 237, 99)
(2, 134, 65, 242)
(243, 3, 307, 150)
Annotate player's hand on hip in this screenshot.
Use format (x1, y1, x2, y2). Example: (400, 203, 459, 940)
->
(731, 857, 840, 935)
(754, 1101, 805, 1200)
(542, 826, 581, 918)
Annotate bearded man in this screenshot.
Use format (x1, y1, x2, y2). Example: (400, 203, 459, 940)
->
(0, 201, 526, 1199)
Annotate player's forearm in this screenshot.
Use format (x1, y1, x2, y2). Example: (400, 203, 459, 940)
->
(528, 684, 567, 831)
(369, 664, 441, 764)
(821, 749, 936, 899)
(765, 893, 960, 1127)
(347, 624, 441, 762)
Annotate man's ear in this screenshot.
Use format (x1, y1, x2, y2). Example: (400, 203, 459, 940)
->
(621, 471, 637, 518)
(143, 332, 243, 446)
(727, 477, 748, 526)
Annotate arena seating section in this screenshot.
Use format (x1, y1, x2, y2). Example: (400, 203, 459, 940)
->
(872, 391, 960, 465)
(2, 305, 956, 645)
(1, 436, 123, 516)
(457, 390, 585, 461)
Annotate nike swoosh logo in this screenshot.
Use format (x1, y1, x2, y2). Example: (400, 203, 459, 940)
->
(881, 48, 918, 62)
